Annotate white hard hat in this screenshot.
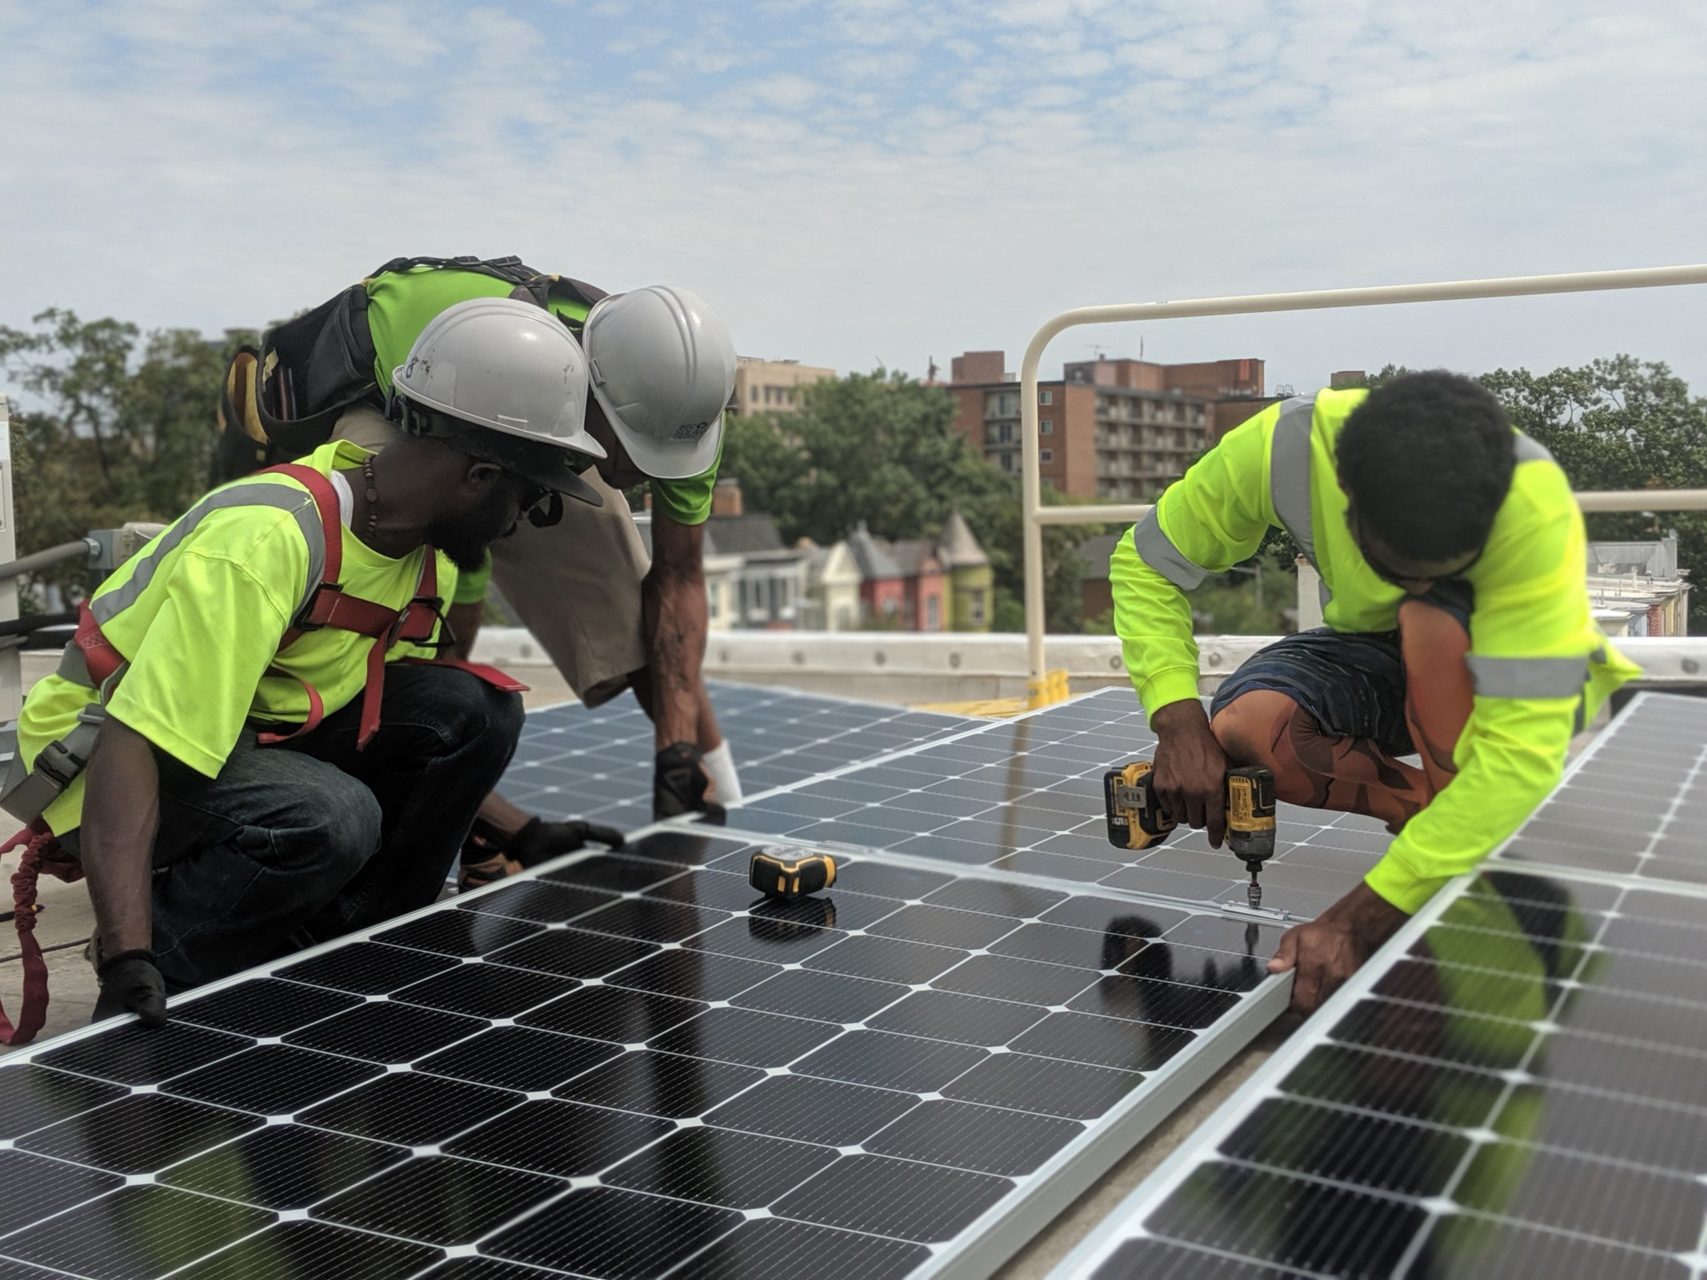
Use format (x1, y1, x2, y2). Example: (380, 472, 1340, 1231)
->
(393, 297, 607, 501)
(583, 285, 736, 480)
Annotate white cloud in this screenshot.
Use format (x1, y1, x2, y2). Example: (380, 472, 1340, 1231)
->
(1, 0, 1704, 403)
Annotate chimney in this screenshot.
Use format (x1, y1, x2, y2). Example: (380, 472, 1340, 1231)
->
(712, 477, 744, 518)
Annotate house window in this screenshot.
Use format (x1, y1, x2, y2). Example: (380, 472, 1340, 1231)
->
(1040, 449, 1054, 463)
(708, 585, 720, 621)
(969, 590, 986, 625)
(926, 595, 940, 630)
(1040, 419, 1052, 434)
(1039, 389, 1053, 405)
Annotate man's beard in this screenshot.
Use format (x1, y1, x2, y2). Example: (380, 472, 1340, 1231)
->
(427, 489, 517, 572)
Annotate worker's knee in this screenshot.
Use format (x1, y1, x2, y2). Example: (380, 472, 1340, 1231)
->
(416, 670, 526, 755)
(1213, 691, 1337, 808)
(453, 685, 524, 759)
(1210, 688, 1301, 769)
(302, 777, 384, 880)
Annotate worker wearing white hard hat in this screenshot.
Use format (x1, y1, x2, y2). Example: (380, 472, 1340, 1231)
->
(222, 258, 745, 878)
(391, 295, 607, 515)
(14, 295, 639, 1027)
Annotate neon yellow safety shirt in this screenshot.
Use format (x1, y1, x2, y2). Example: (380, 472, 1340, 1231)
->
(1110, 388, 1640, 913)
(18, 440, 450, 835)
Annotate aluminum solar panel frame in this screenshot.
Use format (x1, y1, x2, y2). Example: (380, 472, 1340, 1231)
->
(708, 684, 1390, 919)
(1057, 692, 1707, 1280)
(0, 825, 1289, 1280)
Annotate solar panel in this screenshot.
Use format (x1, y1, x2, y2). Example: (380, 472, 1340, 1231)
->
(1059, 692, 1707, 1279)
(710, 686, 1389, 918)
(504, 681, 980, 829)
(1493, 692, 1707, 887)
(0, 826, 1288, 1278)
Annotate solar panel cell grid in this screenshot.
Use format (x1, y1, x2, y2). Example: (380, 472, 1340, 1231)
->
(0, 689, 1292, 1278)
(1494, 693, 1707, 889)
(500, 682, 979, 828)
(710, 685, 1392, 918)
(1066, 866, 1707, 1277)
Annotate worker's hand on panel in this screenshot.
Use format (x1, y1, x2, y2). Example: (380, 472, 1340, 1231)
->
(512, 816, 625, 861)
(460, 810, 625, 891)
(1147, 701, 1232, 848)
(653, 742, 726, 823)
(1268, 882, 1407, 1015)
(92, 950, 167, 1029)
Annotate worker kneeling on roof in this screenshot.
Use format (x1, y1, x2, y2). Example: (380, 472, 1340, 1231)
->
(215, 258, 741, 893)
(1113, 372, 1638, 1015)
(9, 298, 615, 1027)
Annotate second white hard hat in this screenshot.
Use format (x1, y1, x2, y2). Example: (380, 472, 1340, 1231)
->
(583, 285, 736, 480)
(393, 296, 607, 499)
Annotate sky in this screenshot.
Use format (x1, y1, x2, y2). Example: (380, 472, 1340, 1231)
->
(3, 0, 1706, 392)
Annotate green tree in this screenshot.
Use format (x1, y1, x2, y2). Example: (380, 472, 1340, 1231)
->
(1, 310, 239, 605)
(723, 370, 1095, 631)
(1480, 357, 1707, 631)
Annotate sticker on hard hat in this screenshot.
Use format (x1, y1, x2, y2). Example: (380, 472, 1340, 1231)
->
(672, 422, 712, 440)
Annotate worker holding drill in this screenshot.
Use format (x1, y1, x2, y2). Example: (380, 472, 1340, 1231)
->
(1112, 371, 1638, 1014)
(217, 256, 741, 888)
(6, 299, 610, 1029)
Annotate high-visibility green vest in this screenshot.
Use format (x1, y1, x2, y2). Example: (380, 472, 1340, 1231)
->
(1110, 387, 1640, 912)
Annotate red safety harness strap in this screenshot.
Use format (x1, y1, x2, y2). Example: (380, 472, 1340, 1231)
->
(72, 603, 126, 688)
(250, 464, 443, 750)
(0, 823, 85, 1046)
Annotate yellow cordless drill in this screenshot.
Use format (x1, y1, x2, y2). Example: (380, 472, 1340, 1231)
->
(1103, 762, 1277, 909)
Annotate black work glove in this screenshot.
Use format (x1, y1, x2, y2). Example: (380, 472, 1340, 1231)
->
(511, 816, 625, 864)
(653, 742, 726, 823)
(93, 950, 167, 1028)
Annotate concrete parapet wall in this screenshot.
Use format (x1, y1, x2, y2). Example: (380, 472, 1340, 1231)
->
(470, 628, 1707, 705)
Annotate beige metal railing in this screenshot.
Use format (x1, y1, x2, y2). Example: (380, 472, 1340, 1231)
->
(1020, 265, 1707, 703)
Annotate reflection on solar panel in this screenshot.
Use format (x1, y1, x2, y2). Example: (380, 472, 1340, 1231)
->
(504, 681, 979, 829)
(712, 687, 1390, 918)
(1494, 692, 1707, 887)
(0, 829, 1286, 1278)
(1059, 692, 1707, 1280)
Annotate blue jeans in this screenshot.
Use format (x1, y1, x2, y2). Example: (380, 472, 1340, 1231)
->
(64, 664, 524, 992)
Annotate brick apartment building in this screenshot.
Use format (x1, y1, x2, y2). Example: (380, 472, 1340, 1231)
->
(947, 350, 1278, 502)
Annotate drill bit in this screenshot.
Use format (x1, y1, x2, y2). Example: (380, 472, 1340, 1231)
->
(1245, 861, 1263, 911)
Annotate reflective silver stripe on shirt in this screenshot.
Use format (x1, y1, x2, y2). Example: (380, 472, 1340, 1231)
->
(1270, 395, 1317, 563)
(1513, 432, 1553, 464)
(1467, 654, 1590, 698)
(1132, 513, 1210, 590)
(89, 481, 327, 628)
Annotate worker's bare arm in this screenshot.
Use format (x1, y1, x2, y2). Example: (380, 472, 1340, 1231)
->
(447, 601, 484, 661)
(642, 512, 708, 751)
(79, 715, 161, 956)
(79, 714, 169, 1025)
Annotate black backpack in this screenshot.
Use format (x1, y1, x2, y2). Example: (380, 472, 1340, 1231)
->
(214, 255, 606, 481)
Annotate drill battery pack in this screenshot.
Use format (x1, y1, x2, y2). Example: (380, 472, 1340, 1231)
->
(1223, 766, 1278, 864)
(1102, 761, 1177, 851)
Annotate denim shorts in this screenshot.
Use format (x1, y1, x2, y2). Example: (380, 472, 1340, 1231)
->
(1209, 581, 1472, 758)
